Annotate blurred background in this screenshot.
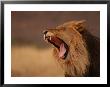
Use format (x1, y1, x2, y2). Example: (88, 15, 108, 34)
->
(11, 11, 100, 77)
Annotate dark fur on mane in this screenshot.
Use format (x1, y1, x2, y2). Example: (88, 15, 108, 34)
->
(81, 30, 100, 76)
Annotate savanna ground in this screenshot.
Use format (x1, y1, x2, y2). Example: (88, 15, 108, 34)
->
(11, 45, 64, 77)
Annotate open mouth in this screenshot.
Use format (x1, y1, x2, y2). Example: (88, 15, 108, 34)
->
(43, 32, 69, 59)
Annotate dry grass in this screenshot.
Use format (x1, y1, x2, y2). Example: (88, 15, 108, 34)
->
(11, 45, 64, 77)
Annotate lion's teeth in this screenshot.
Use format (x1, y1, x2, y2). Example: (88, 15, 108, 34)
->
(50, 36, 51, 40)
(44, 34, 46, 40)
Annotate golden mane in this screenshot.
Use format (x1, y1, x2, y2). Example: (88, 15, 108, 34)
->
(53, 30, 90, 76)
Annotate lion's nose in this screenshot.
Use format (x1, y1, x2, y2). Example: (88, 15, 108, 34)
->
(43, 30, 48, 35)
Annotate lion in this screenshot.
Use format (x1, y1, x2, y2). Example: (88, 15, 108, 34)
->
(43, 20, 100, 77)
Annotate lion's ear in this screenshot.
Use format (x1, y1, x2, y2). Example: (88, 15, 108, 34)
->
(75, 20, 86, 32)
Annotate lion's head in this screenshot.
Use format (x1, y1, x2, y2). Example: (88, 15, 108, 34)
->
(43, 20, 90, 76)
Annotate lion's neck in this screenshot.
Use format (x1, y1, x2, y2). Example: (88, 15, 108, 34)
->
(65, 53, 90, 76)
(53, 38, 90, 77)
(65, 41, 90, 76)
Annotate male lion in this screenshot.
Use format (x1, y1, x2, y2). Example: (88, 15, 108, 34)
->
(43, 20, 100, 77)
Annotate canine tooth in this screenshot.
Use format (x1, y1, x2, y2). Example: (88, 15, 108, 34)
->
(50, 36, 51, 40)
(44, 34, 46, 40)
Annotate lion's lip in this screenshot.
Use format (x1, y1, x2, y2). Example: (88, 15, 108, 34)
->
(44, 33, 69, 59)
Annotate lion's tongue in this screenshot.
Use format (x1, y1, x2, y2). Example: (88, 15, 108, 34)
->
(59, 43, 66, 58)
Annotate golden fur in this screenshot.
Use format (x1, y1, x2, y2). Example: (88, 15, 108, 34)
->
(45, 20, 99, 76)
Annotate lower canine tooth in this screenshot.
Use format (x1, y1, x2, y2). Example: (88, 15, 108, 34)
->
(50, 36, 51, 40)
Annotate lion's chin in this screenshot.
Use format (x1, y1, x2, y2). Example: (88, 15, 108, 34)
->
(44, 33, 69, 59)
